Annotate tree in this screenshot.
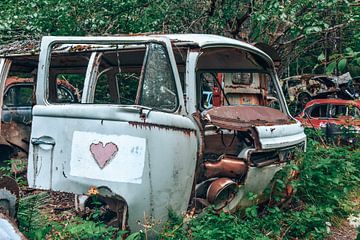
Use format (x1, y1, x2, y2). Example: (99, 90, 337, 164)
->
(0, 0, 359, 76)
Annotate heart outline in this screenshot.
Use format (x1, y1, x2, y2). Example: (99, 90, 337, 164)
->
(90, 141, 118, 169)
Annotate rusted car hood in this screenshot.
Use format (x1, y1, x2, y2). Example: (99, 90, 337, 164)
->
(204, 105, 306, 149)
(204, 105, 291, 129)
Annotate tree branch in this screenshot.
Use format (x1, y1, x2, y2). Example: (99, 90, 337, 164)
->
(280, 23, 347, 46)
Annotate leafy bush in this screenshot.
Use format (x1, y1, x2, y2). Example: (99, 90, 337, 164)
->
(157, 130, 360, 239)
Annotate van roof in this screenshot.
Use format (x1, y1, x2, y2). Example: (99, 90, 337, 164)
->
(0, 34, 273, 66)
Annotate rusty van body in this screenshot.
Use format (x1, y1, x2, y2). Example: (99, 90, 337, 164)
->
(0, 34, 306, 232)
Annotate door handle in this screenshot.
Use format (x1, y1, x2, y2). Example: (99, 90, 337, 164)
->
(31, 136, 55, 146)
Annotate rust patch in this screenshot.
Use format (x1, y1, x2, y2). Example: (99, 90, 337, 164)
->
(5, 76, 33, 88)
(206, 178, 237, 205)
(1, 122, 30, 154)
(69, 44, 93, 52)
(204, 105, 291, 130)
(204, 155, 247, 179)
(128, 121, 195, 136)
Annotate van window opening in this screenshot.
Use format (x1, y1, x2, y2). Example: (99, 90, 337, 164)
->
(196, 47, 280, 111)
(47, 42, 179, 112)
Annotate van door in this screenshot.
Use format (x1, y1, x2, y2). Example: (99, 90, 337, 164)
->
(27, 36, 198, 230)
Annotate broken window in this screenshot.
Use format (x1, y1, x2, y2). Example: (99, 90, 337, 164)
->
(48, 49, 89, 103)
(141, 44, 178, 111)
(3, 84, 33, 107)
(329, 104, 347, 118)
(48, 42, 178, 112)
(196, 47, 280, 111)
(309, 104, 328, 118)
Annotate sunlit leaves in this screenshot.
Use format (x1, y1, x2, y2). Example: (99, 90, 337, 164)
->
(338, 58, 347, 72)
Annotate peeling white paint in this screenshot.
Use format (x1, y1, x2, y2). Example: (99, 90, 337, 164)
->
(70, 131, 146, 184)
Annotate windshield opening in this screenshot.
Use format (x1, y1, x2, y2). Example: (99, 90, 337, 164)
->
(196, 47, 281, 111)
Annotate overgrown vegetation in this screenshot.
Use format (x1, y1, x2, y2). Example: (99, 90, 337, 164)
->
(0, 0, 359, 77)
(0, 1, 359, 239)
(16, 192, 127, 239)
(153, 131, 360, 239)
(7, 129, 358, 239)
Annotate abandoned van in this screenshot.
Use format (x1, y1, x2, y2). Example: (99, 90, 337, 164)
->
(1, 34, 306, 231)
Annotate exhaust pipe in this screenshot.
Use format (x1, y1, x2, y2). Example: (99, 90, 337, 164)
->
(206, 178, 237, 208)
(204, 155, 247, 180)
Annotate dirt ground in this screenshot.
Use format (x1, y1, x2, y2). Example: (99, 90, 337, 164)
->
(327, 220, 358, 240)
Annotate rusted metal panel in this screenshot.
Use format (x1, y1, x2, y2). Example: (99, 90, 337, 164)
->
(204, 105, 291, 129)
(1, 122, 30, 154)
(128, 121, 195, 136)
(203, 155, 247, 179)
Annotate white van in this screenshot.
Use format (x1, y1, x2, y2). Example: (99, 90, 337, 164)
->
(1, 34, 306, 232)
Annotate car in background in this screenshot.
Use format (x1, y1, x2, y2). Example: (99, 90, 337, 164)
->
(281, 74, 337, 105)
(1, 75, 80, 161)
(281, 73, 359, 106)
(296, 99, 360, 141)
(2, 76, 79, 124)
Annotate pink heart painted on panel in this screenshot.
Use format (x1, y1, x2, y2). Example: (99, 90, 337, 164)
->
(90, 141, 118, 169)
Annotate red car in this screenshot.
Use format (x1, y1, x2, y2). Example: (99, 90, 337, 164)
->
(296, 99, 360, 131)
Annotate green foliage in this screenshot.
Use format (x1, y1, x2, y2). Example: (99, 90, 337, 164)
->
(49, 217, 126, 240)
(17, 192, 51, 239)
(17, 192, 127, 239)
(0, 159, 27, 187)
(322, 48, 360, 75)
(156, 131, 360, 239)
(1, 0, 359, 77)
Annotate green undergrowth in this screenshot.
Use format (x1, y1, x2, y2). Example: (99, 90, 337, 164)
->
(16, 192, 127, 239)
(11, 129, 360, 239)
(155, 130, 360, 240)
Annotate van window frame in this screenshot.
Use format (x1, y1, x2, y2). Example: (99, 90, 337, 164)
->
(43, 40, 181, 114)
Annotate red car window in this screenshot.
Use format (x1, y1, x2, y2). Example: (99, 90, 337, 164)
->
(309, 104, 328, 118)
